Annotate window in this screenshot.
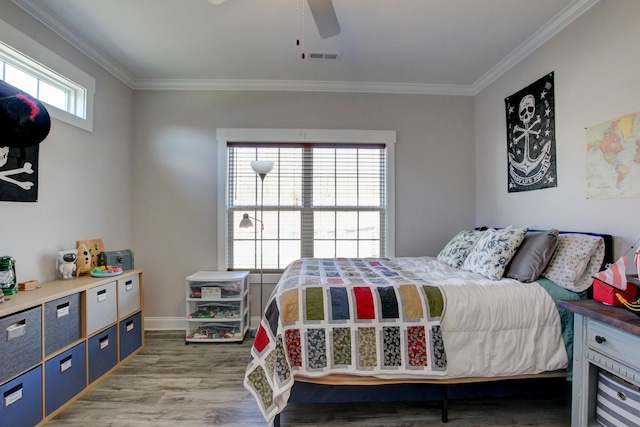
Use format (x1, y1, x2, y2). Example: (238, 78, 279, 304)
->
(218, 129, 396, 272)
(0, 19, 95, 131)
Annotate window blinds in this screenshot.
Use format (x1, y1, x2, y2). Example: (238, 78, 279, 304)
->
(226, 142, 387, 271)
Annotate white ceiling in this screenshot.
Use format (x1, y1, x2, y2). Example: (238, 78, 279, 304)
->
(12, 0, 598, 95)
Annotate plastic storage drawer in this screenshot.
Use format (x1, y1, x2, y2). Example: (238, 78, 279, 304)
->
(88, 325, 118, 383)
(44, 342, 86, 416)
(0, 365, 42, 427)
(85, 281, 117, 336)
(119, 311, 143, 360)
(117, 274, 141, 318)
(44, 292, 81, 356)
(0, 306, 42, 384)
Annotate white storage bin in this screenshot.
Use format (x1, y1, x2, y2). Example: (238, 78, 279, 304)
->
(85, 281, 117, 336)
(596, 371, 640, 427)
(117, 274, 141, 318)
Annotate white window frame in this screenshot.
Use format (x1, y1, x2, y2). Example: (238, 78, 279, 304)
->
(0, 18, 95, 132)
(217, 128, 396, 278)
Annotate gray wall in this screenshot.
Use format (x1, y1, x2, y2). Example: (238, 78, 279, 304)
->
(474, 0, 640, 259)
(0, 3, 134, 284)
(131, 91, 476, 324)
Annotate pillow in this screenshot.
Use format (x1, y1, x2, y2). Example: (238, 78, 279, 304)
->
(437, 230, 485, 269)
(572, 238, 606, 292)
(461, 227, 528, 280)
(541, 234, 604, 291)
(504, 229, 559, 282)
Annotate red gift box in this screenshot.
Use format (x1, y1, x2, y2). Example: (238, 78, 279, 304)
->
(593, 277, 637, 306)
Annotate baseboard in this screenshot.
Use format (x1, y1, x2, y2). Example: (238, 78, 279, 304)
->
(144, 316, 184, 330)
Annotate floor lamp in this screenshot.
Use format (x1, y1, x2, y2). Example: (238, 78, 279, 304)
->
(239, 160, 273, 332)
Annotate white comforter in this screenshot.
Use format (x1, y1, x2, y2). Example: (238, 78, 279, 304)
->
(395, 256, 568, 378)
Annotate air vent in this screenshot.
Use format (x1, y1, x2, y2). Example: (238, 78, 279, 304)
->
(307, 52, 341, 61)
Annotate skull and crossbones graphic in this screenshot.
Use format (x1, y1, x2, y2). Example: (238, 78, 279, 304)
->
(509, 94, 550, 176)
(0, 146, 34, 190)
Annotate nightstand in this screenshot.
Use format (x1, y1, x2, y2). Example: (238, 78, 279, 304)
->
(559, 299, 640, 426)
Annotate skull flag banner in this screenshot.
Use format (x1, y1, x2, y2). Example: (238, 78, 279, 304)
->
(0, 80, 50, 202)
(505, 72, 557, 192)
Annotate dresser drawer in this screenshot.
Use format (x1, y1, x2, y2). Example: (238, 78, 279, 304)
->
(117, 274, 141, 318)
(0, 366, 42, 427)
(44, 342, 86, 416)
(88, 325, 118, 383)
(0, 306, 42, 384)
(44, 293, 81, 356)
(587, 319, 640, 366)
(85, 281, 118, 335)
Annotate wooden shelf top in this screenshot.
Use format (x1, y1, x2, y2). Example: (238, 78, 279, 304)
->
(0, 269, 143, 317)
(559, 299, 640, 336)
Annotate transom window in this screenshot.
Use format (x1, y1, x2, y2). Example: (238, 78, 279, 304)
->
(0, 19, 95, 131)
(218, 129, 396, 273)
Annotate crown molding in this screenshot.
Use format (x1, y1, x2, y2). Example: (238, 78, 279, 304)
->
(11, 0, 137, 87)
(13, 0, 599, 96)
(132, 78, 476, 96)
(471, 0, 600, 95)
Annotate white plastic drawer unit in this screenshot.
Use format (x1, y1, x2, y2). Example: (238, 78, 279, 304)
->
(85, 281, 118, 336)
(0, 306, 41, 384)
(187, 271, 247, 300)
(117, 274, 141, 318)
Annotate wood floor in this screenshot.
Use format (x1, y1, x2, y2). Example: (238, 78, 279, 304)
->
(46, 331, 572, 426)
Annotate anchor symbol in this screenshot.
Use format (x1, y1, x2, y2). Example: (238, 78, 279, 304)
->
(509, 94, 549, 176)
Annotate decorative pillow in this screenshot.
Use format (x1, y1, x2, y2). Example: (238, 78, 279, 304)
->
(504, 229, 559, 283)
(437, 230, 485, 269)
(557, 237, 605, 292)
(461, 227, 528, 280)
(542, 234, 604, 291)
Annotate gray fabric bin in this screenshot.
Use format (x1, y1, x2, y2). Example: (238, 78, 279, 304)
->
(44, 293, 81, 356)
(0, 306, 42, 384)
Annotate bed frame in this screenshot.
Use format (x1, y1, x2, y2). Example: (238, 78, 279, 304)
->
(271, 232, 613, 426)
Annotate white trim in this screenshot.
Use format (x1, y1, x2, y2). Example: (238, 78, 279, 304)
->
(0, 17, 95, 132)
(217, 128, 397, 270)
(144, 316, 185, 331)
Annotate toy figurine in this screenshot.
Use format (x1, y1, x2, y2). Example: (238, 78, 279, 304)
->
(58, 249, 77, 279)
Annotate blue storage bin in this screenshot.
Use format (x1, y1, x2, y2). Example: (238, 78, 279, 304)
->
(0, 365, 42, 427)
(88, 325, 118, 383)
(119, 311, 143, 360)
(45, 342, 86, 416)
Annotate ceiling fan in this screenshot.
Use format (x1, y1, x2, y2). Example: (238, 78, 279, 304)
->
(307, 0, 341, 39)
(208, 0, 340, 39)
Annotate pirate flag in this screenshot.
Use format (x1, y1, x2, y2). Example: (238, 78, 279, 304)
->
(0, 80, 51, 202)
(505, 72, 557, 192)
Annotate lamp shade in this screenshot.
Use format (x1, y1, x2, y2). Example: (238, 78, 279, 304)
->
(239, 213, 254, 228)
(251, 161, 274, 176)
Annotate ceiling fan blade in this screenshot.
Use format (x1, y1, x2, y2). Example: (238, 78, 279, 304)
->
(307, 0, 341, 39)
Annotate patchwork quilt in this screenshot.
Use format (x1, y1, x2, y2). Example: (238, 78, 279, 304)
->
(244, 258, 447, 425)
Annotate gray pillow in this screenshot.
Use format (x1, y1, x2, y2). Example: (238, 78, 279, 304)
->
(504, 229, 559, 282)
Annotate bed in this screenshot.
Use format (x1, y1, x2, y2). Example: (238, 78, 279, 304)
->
(243, 228, 613, 426)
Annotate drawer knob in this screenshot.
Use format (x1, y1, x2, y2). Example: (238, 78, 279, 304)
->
(595, 335, 606, 344)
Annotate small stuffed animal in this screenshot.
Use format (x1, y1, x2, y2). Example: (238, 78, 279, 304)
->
(58, 250, 77, 279)
(75, 243, 92, 276)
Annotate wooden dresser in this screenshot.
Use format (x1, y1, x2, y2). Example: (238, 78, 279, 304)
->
(559, 299, 640, 427)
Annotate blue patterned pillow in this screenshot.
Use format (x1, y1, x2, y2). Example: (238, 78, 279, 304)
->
(461, 228, 528, 280)
(437, 230, 485, 269)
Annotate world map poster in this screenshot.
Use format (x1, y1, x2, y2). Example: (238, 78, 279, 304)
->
(505, 72, 557, 192)
(586, 111, 640, 199)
